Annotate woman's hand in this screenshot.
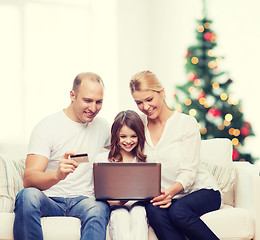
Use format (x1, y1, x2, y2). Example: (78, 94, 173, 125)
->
(150, 189, 172, 208)
(150, 182, 184, 208)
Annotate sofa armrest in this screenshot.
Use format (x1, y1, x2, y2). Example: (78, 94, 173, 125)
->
(234, 162, 260, 240)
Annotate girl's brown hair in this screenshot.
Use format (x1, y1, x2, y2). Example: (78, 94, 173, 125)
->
(108, 110, 147, 162)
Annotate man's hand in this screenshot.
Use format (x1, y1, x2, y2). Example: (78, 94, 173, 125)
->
(24, 152, 79, 190)
(57, 152, 79, 180)
(150, 189, 172, 208)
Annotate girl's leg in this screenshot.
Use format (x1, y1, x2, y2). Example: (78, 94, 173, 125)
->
(109, 208, 130, 240)
(129, 206, 148, 240)
(169, 189, 221, 240)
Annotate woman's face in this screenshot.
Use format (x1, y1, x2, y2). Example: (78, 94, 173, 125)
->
(132, 90, 164, 119)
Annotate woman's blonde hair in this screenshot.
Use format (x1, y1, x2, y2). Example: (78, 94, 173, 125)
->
(129, 70, 162, 93)
(130, 70, 172, 111)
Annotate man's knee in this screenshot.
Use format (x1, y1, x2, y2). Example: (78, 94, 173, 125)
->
(92, 200, 110, 217)
(80, 198, 110, 219)
(15, 188, 44, 208)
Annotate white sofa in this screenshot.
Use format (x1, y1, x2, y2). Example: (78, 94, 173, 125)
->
(0, 138, 259, 240)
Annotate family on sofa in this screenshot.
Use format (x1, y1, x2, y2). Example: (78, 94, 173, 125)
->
(13, 71, 224, 240)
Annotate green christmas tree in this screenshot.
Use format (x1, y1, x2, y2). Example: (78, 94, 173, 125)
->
(173, 13, 255, 163)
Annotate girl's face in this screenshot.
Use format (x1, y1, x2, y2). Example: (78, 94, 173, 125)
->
(118, 125, 138, 153)
(131, 90, 165, 120)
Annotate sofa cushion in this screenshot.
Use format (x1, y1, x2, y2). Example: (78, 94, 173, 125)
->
(41, 216, 81, 240)
(200, 139, 236, 193)
(0, 212, 15, 240)
(201, 205, 254, 239)
(0, 213, 81, 240)
(0, 154, 25, 212)
(1, 207, 254, 240)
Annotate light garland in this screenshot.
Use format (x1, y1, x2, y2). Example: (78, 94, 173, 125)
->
(208, 50, 214, 57)
(212, 82, 219, 89)
(220, 93, 228, 101)
(225, 113, 233, 122)
(232, 138, 239, 146)
(218, 124, 225, 130)
(208, 61, 217, 68)
(188, 86, 195, 93)
(204, 22, 210, 29)
(191, 57, 199, 64)
(197, 26, 204, 32)
(224, 120, 231, 126)
(189, 109, 197, 116)
(200, 128, 207, 134)
(185, 99, 192, 106)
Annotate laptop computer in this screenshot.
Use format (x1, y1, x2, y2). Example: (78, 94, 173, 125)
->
(93, 162, 161, 200)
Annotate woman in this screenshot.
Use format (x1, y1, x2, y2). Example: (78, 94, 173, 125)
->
(129, 70, 221, 240)
(95, 110, 148, 240)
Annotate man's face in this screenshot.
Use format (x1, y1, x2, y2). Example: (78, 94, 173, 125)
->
(70, 79, 103, 123)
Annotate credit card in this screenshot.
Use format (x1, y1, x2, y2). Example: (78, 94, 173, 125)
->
(70, 153, 89, 163)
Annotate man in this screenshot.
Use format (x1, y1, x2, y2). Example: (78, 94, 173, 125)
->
(13, 72, 111, 240)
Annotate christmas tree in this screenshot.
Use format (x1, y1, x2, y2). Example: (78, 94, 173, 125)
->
(173, 9, 255, 163)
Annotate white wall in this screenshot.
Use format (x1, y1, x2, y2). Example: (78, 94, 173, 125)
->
(209, 0, 260, 158)
(0, 0, 259, 159)
(0, 0, 119, 142)
(116, 0, 260, 159)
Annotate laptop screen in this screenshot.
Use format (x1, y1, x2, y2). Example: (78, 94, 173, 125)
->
(93, 162, 161, 200)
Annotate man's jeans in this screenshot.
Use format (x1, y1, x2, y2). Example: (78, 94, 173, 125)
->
(13, 187, 110, 240)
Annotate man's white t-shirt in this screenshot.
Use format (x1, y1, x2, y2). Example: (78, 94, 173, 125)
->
(28, 111, 110, 198)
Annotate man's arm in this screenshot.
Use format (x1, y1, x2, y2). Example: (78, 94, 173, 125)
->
(23, 152, 79, 191)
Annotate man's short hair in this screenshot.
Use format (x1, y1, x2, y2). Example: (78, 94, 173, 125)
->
(72, 72, 104, 94)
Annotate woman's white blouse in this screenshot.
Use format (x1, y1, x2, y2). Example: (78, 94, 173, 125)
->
(142, 111, 220, 199)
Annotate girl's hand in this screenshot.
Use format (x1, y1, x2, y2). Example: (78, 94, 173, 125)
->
(150, 189, 172, 208)
(108, 200, 128, 206)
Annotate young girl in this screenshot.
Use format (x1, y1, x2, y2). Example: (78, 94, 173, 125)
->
(129, 70, 221, 240)
(95, 110, 148, 240)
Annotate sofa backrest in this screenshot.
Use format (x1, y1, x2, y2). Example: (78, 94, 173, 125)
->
(0, 143, 28, 162)
(0, 143, 26, 212)
(200, 138, 233, 166)
(200, 138, 236, 206)
(0, 138, 236, 212)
